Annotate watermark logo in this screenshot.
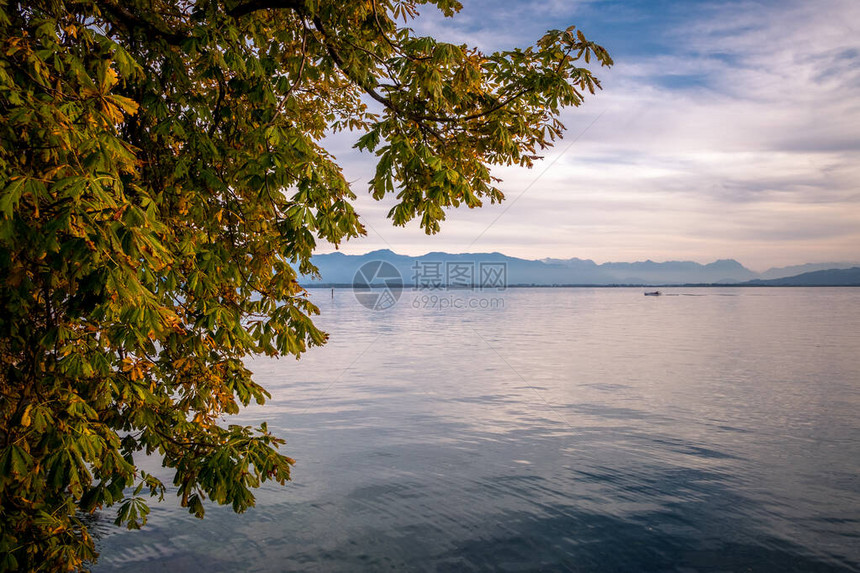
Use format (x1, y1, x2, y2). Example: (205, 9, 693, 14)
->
(412, 294, 505, 310)
(353, 260, 403, 310)
(353, 259, 506, 310)
(411, 261, 507, 291)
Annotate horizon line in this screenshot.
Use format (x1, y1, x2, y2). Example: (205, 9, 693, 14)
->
(313, 248, 859, 272)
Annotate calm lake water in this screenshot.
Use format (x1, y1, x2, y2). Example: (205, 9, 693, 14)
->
(94, 287, 860, 572)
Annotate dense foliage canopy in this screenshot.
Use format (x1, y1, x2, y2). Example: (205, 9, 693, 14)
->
(0, 0, 610, 569)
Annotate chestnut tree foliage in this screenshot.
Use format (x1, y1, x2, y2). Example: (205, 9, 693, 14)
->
(0, 0, 611, 569)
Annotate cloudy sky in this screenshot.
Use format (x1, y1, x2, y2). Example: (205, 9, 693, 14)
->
(321, 0, 860, 271)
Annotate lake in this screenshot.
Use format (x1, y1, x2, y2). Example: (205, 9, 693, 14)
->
(93, 287, 860, 572)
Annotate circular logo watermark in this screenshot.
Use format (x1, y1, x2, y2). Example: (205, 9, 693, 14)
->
(353, 260, 403, 310)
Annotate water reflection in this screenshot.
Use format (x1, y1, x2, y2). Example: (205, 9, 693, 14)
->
(95, 288, 860, 572)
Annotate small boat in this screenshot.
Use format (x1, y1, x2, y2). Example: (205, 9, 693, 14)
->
(644, 291, 662, 296)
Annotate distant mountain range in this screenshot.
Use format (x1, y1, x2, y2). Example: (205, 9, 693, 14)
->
(301, 250, 860, 286)
(741, 267, 860, 286)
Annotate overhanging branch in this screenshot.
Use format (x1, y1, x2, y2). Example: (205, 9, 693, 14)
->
(94, 0, 188, 45)
(227, 0, 301, 19)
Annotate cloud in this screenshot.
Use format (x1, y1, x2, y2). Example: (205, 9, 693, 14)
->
(318, 0, 860, 269)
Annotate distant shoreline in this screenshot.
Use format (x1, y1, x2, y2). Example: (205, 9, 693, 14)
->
(308, 283, 860, 289)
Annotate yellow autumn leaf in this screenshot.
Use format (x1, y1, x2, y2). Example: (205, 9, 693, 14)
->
(101, 64, 118, 92)
(21, 404, 32, 427)
(108, 94, 140, 116)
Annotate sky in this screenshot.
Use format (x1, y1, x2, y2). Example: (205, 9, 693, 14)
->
(319, 0, 860, 271)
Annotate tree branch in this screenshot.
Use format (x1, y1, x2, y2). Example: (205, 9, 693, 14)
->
(226, 0, 301, 19)
(229, 1, 532, 129)
(94, 0, 188, 46)
(309, 16, 531, 130)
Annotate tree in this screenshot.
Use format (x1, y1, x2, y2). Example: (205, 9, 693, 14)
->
(0, 0, 611, 569)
